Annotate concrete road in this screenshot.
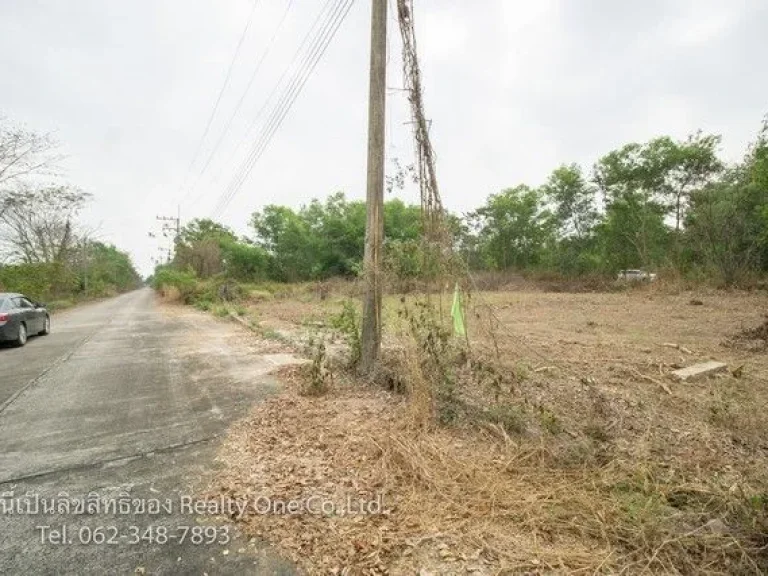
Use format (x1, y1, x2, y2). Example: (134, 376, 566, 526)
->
(0, 289, 298, 575)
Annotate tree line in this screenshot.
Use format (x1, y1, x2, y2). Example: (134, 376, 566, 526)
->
(0, 116, 141, 304)
(162, 118, 768, 288)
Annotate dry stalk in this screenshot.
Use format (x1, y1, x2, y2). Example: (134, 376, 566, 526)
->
(403, 344, 434, 430)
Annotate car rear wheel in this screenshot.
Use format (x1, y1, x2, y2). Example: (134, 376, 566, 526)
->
(40, 315, 50, 336)
(15, 323, 27, 347)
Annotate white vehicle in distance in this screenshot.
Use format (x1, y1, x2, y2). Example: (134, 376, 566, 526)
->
(617, 269, 657, 282)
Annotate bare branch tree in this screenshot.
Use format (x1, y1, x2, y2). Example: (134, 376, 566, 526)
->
(0, 117, 63, 187)
(0, 184, 91, 263)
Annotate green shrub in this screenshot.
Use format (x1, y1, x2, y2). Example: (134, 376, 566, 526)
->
(0, 262, 79, 301)
(247, 289, 274, 303)
(46, 299, 76, 312)
(487, 404, 527, 434)
(152, 266, 198, 302)
(329, 300, 362, 367)
(212, 304, 229, 318)
(384, 239, 423, 280)
(221, 240, 270, 281)
(233, 304, 247, 316)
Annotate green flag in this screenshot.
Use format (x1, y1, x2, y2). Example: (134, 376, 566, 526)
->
(451, 282, 466, 337)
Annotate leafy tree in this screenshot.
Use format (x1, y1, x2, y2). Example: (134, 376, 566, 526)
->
(81, 242, 142, 295)
(594, 141, 672, 268)
(175, 218, 269, 280)
(542, 164, 598, 241)
(593, 133, 723, 269)
(595, 195, 669, 271)
(220, 239, 270, 281)
(384, 199, 422, 242)
(381, 200, 425, 280)
(0, 241, 140, 301)
(686, 177, 766, 286)
(751, 117, 768, 190)
(251, 194, 425, 281)
(177, 218, 237, 246)
(685, 123, 768, 284)
(0, 262, 78, 301)
(251, 205, 315, 282)
(469, 185, 553, 270)
(174, 219, 234, 278)
(540, 165, 600, 274)
(749, 118, 768, 270)
(301, 193, 366, 277)
(159, 118, 768, 286)
(654, 132, 723, 232)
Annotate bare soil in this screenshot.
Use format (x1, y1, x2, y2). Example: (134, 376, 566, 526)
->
(210, 287, 768, 574)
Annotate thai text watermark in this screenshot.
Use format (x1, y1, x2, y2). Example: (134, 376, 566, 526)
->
(1, 491, 386, 518)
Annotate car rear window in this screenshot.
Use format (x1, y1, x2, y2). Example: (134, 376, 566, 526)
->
(0, 298, 8, 311)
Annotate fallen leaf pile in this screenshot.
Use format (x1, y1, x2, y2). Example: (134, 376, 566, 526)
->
(207, 367, 611, 574)
(208, 368, 411, 574)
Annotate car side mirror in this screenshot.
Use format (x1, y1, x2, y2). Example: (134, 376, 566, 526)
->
(35, 302, 45, 309)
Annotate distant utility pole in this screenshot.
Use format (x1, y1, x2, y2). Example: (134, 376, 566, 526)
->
(155, 206, 181, 264)
(81, 238, 89, 293)
(360, 0, 387, 375)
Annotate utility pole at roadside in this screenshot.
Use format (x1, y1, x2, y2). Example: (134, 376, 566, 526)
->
(360, 0, 387, 375)
(154, 206, 181, 264)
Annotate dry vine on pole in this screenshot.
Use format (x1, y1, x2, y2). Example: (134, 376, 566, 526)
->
(396, 0, 447, 249)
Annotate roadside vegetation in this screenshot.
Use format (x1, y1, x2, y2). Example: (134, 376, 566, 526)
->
(154, 120, 768, 293)
(154, 119, 768, 573)
(0, 116, 141, 307)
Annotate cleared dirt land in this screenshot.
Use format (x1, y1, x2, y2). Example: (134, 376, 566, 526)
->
(208, 285, 768, 574)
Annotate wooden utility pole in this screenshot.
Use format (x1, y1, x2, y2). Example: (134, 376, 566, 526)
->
(156, 209, 181, 263)
(360, 0, 387, 375)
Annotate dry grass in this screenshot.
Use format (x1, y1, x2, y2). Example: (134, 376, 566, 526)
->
(726, 316, 768, 352)
(211, 369, 767, 574)
(158, 284, 182, 303)
(210, 286, 768, 574)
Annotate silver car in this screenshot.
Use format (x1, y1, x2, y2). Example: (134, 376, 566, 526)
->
(617, 269, 657, 282)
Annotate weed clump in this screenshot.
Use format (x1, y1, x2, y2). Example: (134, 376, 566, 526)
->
(329, 300, 362, 368)
(303, 338, 332, 396)
(398, 299, 460, 425)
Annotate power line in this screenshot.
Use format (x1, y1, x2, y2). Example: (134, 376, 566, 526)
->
(211, 0, 356, 219)
(211, 0, 352, 218)
(193, 0, 338, 211)
(189, 0, 335, 212)
(211, 0, 351, 217)
(177, 0, 260, 204)
(185, 0, 295, 207)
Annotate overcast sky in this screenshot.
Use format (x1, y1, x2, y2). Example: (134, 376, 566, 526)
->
(1, 0, 766, 275)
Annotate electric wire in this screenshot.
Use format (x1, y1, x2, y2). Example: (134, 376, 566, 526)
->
(191, 0, 337, 211)
(210, 0, 355, 218)
(185, 0, 295, 208)
(176, 0, 260, 204)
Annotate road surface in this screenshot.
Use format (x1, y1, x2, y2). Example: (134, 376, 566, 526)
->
(0, 289, 298, 575)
